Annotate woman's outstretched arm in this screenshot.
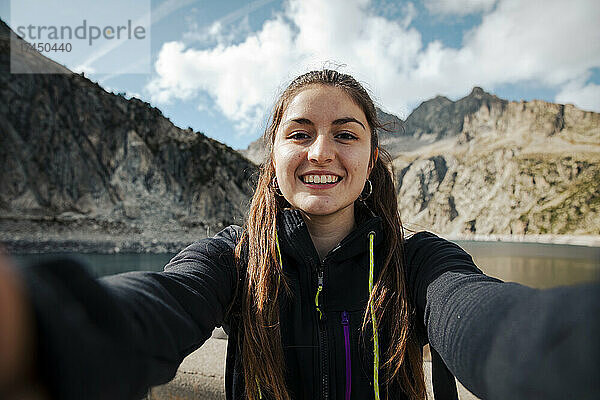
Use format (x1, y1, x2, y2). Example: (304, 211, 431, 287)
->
(0, 225, 241, 400)
(405, 231, 600, 400)
(0, 252, 45, 399)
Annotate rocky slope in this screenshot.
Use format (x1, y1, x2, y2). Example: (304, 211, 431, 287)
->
(0, 20, 257, 251)
(241, 135, 268, 165)
(394, 98, 600, 236)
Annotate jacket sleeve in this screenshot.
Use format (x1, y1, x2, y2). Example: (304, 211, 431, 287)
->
(404, 231, 600, 400)
(19, 225, 242, 400)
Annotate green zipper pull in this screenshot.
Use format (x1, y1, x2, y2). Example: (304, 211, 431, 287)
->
(315, 268, 323, 319)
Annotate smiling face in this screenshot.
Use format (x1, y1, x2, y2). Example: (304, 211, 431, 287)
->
(272, 84, 375, 218)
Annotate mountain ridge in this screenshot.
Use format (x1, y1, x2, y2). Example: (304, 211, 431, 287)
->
(0, 19, 257, 248)
(394, 98, 599, 236)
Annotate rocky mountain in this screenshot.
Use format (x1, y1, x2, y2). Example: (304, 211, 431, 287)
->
(0, 20, 257, 251)
(404, 87, 507, 140)
(395, 98, 600, 236)
(241, 135, 268, 165)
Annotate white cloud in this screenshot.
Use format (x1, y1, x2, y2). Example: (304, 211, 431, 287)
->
(146, 0, 600, 137)
(183, 15, 253, 47)
(401, 2, 418, 29)
(457, 0, 600, 86)
(424, 0, 497, 16)
(556, 80, 600, 112)
(182, 0, 277, 47)
(146, 16, 302, 133)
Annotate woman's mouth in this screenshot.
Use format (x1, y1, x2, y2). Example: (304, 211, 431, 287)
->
(300, 174, 342, 187)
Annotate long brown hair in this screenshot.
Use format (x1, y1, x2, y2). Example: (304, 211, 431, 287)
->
(234, 69, 426, 399)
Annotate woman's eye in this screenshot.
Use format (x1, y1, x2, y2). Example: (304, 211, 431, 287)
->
(336, 131, 357, 140)
(288, 131, 310, 140)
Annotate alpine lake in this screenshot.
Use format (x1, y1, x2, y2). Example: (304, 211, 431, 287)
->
(12, 240, 600, 288)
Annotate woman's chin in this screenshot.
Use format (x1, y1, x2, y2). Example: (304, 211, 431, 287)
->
(294, 198, 353, 217)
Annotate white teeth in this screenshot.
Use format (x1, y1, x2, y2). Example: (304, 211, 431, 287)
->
(303, 174, 340, 184)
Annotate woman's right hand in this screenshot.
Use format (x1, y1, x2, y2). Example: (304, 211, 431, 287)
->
(0, 251, 48, 399)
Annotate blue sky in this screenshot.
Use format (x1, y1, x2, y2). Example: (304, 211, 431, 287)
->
(2, 0, 599, 150)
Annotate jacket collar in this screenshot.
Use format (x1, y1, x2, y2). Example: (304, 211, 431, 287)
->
(276, 203, 384, 266)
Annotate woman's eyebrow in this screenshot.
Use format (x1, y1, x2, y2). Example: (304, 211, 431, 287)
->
(332, 117, 365, 130)
(289, 118, 313, 126)
(287, 117, 366, 131)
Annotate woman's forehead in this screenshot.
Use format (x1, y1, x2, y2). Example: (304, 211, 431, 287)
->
(281, 85, 368, 126)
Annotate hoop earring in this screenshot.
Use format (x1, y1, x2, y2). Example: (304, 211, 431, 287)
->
(358, 179, 373, 201)
(271, 177, 284, 197)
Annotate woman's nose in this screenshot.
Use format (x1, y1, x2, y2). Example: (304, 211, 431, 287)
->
(307, 135, 335, 164)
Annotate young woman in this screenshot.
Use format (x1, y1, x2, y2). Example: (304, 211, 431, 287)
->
(1, 70, 599, 400)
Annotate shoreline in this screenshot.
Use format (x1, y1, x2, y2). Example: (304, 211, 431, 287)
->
(444, 233, 600, 248)
(2, 232, 600, 255)
(0, 237, 191, 255)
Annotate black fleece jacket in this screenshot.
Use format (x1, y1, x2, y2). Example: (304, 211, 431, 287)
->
(19, 208, 600, 399)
